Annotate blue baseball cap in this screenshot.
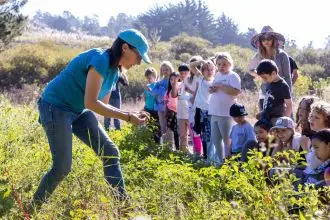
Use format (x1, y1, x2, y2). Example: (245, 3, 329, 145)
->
(118, 29, 152, 64)
(230, 103, 248, 117)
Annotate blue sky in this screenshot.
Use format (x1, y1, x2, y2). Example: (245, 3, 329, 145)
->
(21, 0, 330, 48)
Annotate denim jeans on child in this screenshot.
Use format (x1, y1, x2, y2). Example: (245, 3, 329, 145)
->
(34, 98, 126, 204)
(104, 95, 121, 130)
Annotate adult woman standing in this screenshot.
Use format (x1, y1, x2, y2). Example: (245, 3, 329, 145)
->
(249, 26, 292, 111)
(32, 29, 151, 207)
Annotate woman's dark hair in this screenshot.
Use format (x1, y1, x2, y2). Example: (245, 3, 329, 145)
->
(167, 72, 180, 96)
(254, 119, 272, 132)
(312, 129, 330, 144)
(106, 37, 135, 68)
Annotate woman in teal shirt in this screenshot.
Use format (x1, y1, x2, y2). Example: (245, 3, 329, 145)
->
(32, 29, 151, 209)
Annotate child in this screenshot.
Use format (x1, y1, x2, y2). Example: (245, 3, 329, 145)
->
(309, 101, 330, 132)
(270, 117, 302, 157)
(229, 103, 256, 156)
(295, 130, 330, 189)
(303, 101, 330, 171)
(209, 52, 241, 165)
(174, 64, 191, 153)
(193, 60, 216, 159)
(151, 61, 174, 144)
(187, 56, 203, 155)
(104, 72, 129, 131)
(143, 67, 160, 143)
(165, 72, 180, 150)
(241, 120, 274, 162)
(256, 59, 293, 126)
(296, 96, 319, 138)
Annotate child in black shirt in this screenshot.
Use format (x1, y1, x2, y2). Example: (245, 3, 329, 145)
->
(256, 59, 293, 125)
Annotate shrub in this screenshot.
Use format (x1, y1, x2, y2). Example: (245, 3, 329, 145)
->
(294, 74, 312, 97)
(0, 42, 81, 90)
(169, 33, 212, 60)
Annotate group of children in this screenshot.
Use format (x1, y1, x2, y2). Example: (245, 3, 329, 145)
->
(141, 53, 330, 189)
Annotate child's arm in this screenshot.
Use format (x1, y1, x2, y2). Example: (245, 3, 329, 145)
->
(171, 83, 179, 98)
(189, 60, 204, 76)
(284, 98, 293, 117)
(150, 81, 161, 97)
(185, 85, 195, 95)
(191, 83, 199, 104)
(212, 83, 241, 96)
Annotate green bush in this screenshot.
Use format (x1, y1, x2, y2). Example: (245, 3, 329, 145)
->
(0, 98, 329, 219)
(169, 33, 212, 60)
(2, 33, 330, 100)
(300, 64, 325, 82)
(0, 41, 81, 90)
(294, 74, 312, 97)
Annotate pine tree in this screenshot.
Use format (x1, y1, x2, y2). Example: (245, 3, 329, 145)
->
(0, 0, 27, 50)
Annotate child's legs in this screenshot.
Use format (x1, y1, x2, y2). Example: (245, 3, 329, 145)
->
(201, 110, 211, 158)
(145, 108, 161, 143)
(218, 116, 233, 157)
(211, 116, 224, 164)
(171, 113, 180, 150)
(178, 119, 189, 147)
(112, 96, 121, 130)
(158, 110, 167, 136)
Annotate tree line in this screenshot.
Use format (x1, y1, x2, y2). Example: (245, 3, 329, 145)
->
(30, 0, 258, 48)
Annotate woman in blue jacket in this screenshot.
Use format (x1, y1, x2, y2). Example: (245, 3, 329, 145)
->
(32, 29, 151, 208)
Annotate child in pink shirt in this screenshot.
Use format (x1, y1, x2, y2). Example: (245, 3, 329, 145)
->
(165, 72, 180, 150)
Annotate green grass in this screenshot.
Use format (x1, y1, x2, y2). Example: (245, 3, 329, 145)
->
(0, 96, 329, 219)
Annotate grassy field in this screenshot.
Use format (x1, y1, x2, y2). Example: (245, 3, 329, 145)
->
(0, 93, 329, 219)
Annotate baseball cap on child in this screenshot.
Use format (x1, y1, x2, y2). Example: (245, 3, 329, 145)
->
(178, 63, 189, 72)
(230, 103, 248, 117)
(271, 117, 295, 131)
(118, 29, 152, 64)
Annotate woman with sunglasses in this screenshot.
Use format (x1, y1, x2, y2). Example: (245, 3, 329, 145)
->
(248, 26, 292, 111)
(31, 29, 151, 210)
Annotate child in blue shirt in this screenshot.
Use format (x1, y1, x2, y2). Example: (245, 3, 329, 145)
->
(144, 67, 160, 143)
(151, 61, 174, 144)
(229, 103, 256, 156)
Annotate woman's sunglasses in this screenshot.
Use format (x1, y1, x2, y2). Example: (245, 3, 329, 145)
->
(261, 35, 273, 41)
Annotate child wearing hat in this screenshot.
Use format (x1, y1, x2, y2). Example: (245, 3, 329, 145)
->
(270, 116, 302, 157)
(229, 103, 256, 157)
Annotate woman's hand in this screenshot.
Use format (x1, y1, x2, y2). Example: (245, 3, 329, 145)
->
(139, 111, 150, 120)
(128, 112, 148, 125)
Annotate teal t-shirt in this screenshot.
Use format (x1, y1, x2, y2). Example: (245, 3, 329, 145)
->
(42, 48, 119, 113)
(144, 82, 156, 110)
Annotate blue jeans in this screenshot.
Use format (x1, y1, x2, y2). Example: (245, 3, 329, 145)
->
(34, 99, 126, 204)
(104, 96, 121, 130)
